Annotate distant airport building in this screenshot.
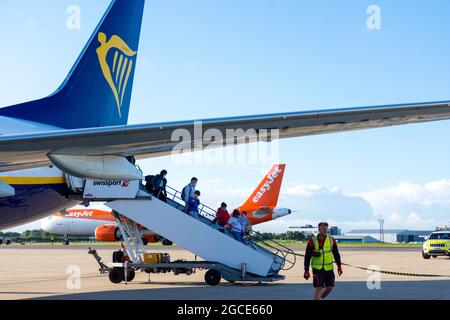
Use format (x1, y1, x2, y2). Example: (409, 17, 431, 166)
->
(288, 225, 341, 237)
(333, 235, 379, 244)
(329, 226, 341, 236)
(346, 229, 433, 243)
(346, 229, 402, 243)
(396, 230, 433, 243)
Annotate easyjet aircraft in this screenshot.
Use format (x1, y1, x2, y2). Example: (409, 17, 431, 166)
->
(2, 0, 450, 230)
(41, 207, 167, 246)
(41, 165, 290, 244)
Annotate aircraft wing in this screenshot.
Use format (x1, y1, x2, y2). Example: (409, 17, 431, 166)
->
(1, 100, 450, 171)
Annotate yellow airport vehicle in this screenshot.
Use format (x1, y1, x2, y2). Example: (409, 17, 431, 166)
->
(422, 229, 450, 259)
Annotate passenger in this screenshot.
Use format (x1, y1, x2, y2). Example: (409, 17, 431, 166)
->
(152, 170, 168, 202)
(216, 202, 230, 233)
(227, 210, 244, 242)
(211, 217, 220, 231)
(144, 175, 155, 194)
(181, 177, 198, 205)
(240, 211, 252, 244)
(186, 190, 201, 219)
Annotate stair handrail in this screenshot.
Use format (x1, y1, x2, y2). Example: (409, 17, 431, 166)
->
(247, 231, 297, 271)
(163, 184, 291, 271)
(165, 185, 217, 220)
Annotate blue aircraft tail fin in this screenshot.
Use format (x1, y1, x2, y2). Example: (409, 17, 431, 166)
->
(0, 0, 145, 129)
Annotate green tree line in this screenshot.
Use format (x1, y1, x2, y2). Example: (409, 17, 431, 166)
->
(1, 229, 307, 242)
(257, 231, 307, 241)
(0, 230, 91, 242)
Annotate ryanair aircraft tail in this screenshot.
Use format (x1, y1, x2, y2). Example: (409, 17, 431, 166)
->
(0, 0, 145, 129)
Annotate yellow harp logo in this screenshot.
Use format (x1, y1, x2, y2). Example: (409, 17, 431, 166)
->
(96, 32, 137, 118)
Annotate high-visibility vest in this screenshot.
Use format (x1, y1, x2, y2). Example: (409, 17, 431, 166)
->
(311, 235, 334, 271)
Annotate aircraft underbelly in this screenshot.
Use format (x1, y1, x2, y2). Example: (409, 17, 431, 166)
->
(0, 183, 78, 229)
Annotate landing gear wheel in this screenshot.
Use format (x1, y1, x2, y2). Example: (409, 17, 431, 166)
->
(125, 270, 136, 282)
(63, 240, 70, 246)
(142, 238, 149, 246)
(109, 267, 125, 284)
(204, 269, 221, 286)
(162, 239, 173, 246)
(422, 252, 431, 259)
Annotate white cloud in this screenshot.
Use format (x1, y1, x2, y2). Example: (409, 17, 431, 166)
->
(206, 184, 375, 233)
(258, 179, 450, 233)
(285, 184, 339, 198)
(361, 180, 450, 230)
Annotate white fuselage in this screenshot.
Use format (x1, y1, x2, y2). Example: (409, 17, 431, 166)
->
(41, 215, 115, 236)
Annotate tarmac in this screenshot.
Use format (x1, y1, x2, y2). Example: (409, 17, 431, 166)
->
(0, 245, 449, 300)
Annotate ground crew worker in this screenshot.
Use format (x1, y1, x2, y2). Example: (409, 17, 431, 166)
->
(304, 222, 343, 300)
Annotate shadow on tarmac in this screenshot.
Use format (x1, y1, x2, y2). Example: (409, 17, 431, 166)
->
(31, 280, 450, 300)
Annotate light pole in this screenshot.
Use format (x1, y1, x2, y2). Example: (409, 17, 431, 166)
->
(377, 217, 385, 243)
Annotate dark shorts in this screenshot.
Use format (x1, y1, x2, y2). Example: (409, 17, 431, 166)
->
(312, 269, 335, 288)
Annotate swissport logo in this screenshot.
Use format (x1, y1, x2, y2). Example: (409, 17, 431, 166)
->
(252, 166, 283, 203)
(92, 180, 131, 187)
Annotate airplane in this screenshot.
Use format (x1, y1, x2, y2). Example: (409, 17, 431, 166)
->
(41, 206, 168, 246)
(41, 164, 291, 244)
(1, 0, 450, 231)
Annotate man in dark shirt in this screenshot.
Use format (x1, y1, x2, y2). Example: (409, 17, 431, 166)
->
(151, 170, 168, 202)
(304, 222, 343, 300)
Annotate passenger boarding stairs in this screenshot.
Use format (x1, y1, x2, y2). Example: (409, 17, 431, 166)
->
(105, 185, 295, 278)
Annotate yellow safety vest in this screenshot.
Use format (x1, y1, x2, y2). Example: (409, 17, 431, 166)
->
(311, 235, 334, 271)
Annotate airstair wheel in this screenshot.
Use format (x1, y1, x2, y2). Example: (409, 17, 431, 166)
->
(204, 269, 222, 286)
(125, 270, 135, 282)
(109, 267, 125, 284)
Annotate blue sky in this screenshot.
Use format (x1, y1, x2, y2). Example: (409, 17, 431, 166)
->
(2, 0, 450, 232)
